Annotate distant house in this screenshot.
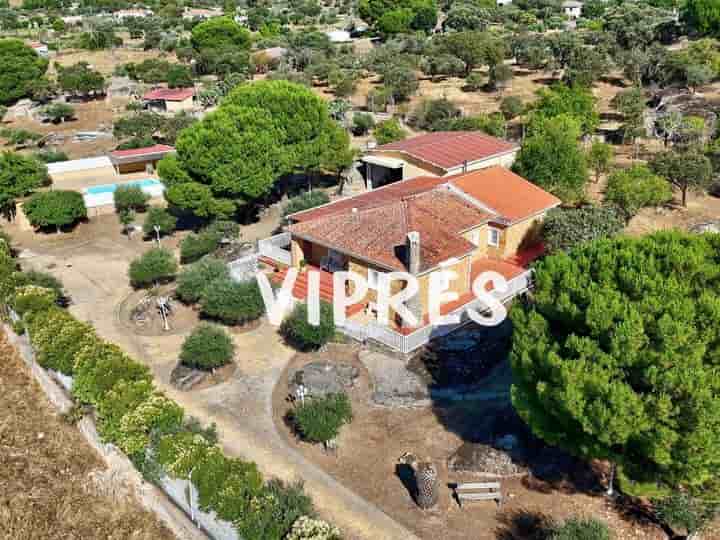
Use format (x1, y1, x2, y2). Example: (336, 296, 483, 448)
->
(259, 167, 560, 353)
(326, 30, 352, 43)
(562, 0, 583, 19)
(183, 7, 223, 20)
(60, 15, 84, 25)
(361, 131, 520, 189)
(29, 42, 48, 58)
(143, 87, 196, 113)
(110, 144, 175, 174)
(113, 8, 153, 20)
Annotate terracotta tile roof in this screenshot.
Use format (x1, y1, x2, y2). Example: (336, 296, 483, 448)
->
(110, 144, 174, 159)
(289, 175, 447, 222)
(450, 166, 561, 223)
(143, 87, 195, 101)
(372, 131, 518, 171)
(290, 189, 491, 272)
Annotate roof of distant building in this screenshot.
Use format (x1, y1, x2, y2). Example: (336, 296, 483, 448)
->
(110, 144, 175, 161)
(370, 131, 519, 171)
(143, 87, 195, 101)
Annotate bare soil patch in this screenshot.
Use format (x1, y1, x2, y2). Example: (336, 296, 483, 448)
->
(273, 344, 670, 540)
(0, 331, 175, 540)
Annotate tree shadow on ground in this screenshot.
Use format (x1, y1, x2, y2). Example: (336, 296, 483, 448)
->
(395, 463, 417, 503)
(610, 494, 673, 537)
(417, 322, 606, 496)
(494, 507, 554, 540)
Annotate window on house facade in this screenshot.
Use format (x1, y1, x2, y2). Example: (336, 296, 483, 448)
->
(470, 229, 481, 246)
(488, 227, 501, 247)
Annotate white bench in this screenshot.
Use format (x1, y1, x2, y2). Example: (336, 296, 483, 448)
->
(453, 482, 503, 508)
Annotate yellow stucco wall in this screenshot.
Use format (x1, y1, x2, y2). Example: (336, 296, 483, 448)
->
(165, 97, 194, 113)
(496, 215, 545, 257)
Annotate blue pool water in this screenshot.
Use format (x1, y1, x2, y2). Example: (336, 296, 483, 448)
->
(85, 178, 162, 195)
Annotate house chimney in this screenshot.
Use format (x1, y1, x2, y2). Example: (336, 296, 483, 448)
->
(406, 231, 421, 275)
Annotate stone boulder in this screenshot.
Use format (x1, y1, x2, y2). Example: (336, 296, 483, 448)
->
(448, 443, 528, 477)
(288, 361, 359, 398)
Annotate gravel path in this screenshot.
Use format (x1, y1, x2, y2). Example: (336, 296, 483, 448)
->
(20, 236, 420, 540)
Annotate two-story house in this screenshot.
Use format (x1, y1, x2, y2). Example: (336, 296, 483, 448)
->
(261, 166, 560, 353)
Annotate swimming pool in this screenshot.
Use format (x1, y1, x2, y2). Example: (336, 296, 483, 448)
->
(85, 178, 162, 195)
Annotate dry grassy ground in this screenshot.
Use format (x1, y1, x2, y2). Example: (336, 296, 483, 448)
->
(0, 331, 175, 540)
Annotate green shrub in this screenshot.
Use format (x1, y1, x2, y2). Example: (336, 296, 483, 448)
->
(180, 323, 235, 370)
(542, 206, 625, 253)
(283, 191, 331, 217)
(156, 431, 214, 478)
(410, 98, 461, 131)
(605, 165, 672, 218)
(16, 269, 64, 299)
(114, 185, 150, 212)
(199, 277, 264, 325)
(205, 220, 240, 241)
(72, 340, 151, 406)
(128, 248, 178, 288)
(280, 302, 335, 351)
(653, 493, 717, 537)
(235, 479, 314, 540)
(287, 516, 342, 540)
(500, 96, 524, 120)
(143, 207, 177, 237)
(11, 284, 57, 316)
(550, 517, 610, 540)
(191, 447, 263, 513)
(34, 149, 69, 163)
(374, 118, 407, 145)
(23, 190, 87, 231)
(116, 392, 184, 456)
(96, 379, 154, 445)
(289, 392, 352, 444)
(465, 72, 484, 91)
(180, 231, 220, 263)
(26, 306, 96, 375)
(176, 257, 230, 304)
(351, 112, 375, 135)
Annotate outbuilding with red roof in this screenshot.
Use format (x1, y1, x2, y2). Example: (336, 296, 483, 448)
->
(142, 87, 196, 113)
(110, 144, 175, 174)
(361, 131, 519, 189)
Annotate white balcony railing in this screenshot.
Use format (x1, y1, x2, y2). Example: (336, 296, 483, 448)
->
(337, 269, 533, 354)
(258, 232, 292, 266)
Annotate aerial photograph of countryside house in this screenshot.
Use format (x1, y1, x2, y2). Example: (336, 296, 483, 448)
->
(1, 0, 720, 539)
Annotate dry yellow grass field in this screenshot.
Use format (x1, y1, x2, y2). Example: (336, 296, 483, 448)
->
(0, 331, 176, 540)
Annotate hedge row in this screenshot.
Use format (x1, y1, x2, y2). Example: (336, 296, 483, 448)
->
(0, 237, 332, 540)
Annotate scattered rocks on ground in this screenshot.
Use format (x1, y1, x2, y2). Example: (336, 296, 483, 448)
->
(448, 443, 528, 477)
(360, 350, 431, 408)
(689, 221, 720, 234)
(170, 364, 208, 391)
(288, 361, 359, 398)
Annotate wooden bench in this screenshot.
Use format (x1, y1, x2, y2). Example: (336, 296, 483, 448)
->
(453, 482, 503, 508)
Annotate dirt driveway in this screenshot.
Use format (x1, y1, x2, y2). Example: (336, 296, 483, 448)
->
(10, 216, 418, 540)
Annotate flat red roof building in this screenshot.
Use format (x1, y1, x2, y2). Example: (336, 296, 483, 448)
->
(143, 88, 195, 102)
(361, 131, 521, 189)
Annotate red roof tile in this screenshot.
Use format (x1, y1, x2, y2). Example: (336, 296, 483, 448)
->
(289, 175, 447, 222)
(290, 189, 491, 272)
(372, 131, 518, 171)
(450, 167, 561, 223)
(110, 144, 174, 158)
(143, 87, 195, 101)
